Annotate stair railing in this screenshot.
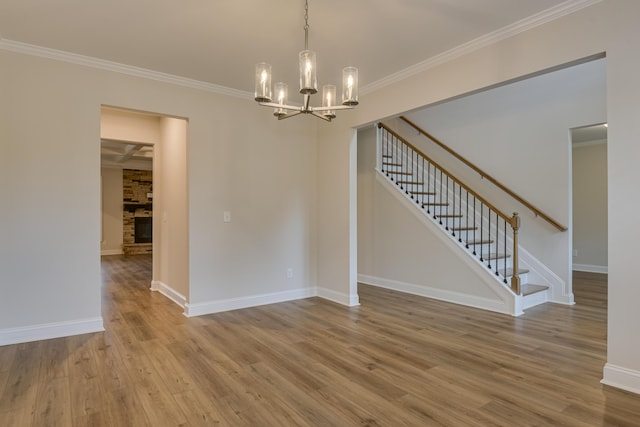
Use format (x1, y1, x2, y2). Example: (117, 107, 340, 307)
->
(378, 123, 522, 295)
(399, 116, 567, 232)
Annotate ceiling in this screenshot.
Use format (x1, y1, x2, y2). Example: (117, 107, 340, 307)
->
(101, 139, 153, 170)
(1, 0, 580, 95)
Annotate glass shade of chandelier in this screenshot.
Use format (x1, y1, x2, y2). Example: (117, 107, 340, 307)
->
(254, 0, 358, 121)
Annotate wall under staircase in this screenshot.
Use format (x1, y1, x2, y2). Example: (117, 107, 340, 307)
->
(357, 125, 569, 316)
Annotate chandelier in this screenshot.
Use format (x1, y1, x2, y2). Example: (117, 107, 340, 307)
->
(254, 0, 358, 122)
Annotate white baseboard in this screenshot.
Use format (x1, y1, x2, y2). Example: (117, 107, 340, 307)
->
(184, 287, 318, 317)
(0, 317, 104, 346)
(101, 249, 123, 256)
(573, 264, 608, 274)
(602, 363, 640, 395)
(359, 274, 513, 315)
(317, 287, 360, 307)
(151, 280, 186, 308)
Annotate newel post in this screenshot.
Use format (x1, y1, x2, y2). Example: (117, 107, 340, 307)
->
(510, 212, 521, 295)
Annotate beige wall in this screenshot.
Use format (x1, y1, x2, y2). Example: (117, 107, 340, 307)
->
(572, 141, 608, 271)
(101, 167, 123, 254)
(101, 107, 161, 143)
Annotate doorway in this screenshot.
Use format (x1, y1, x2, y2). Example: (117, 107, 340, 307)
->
(100, 106, 190, 310)
(571, 123, 608, 275)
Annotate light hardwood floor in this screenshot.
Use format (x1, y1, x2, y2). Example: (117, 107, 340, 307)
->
(1, 256, 639, 426)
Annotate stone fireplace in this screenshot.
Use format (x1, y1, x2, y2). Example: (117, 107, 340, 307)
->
(122, 169, 153, 255)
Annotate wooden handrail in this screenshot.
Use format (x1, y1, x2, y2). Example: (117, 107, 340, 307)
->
(378, 123, 517, 229)
(399, 116, 567, 232)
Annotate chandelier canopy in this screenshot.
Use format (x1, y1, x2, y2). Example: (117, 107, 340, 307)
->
(254, 0, 358, 122)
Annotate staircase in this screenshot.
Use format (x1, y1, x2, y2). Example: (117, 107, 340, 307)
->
(377, 123, 551, 314)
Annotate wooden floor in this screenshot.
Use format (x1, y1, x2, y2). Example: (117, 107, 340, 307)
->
(1, 257, 639, 426)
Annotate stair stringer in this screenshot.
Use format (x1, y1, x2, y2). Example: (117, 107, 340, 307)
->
(364, 170, 523, 316)
(397, 149, 569, 307)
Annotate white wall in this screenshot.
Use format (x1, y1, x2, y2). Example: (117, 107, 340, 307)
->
(2, 0, 640, 395)
(101, 167, 123, 255)
(0, 48, 317, 342)
(357, 126, 377, 276)
(155, 117, 189, 300)
(390, 59, 606, 298)
(1, 52, 103, 337)
(328, 0, 639, 393)
(602, 0, 640, 392)
(572, 141, 608, 272)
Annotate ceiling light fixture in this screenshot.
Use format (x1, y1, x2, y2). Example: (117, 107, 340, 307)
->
(254, 0, 358, 122)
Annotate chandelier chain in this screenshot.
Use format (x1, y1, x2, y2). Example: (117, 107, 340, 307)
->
(304, 0, 309, 50)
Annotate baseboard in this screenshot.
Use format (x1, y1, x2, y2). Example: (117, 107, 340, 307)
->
(317, 287, 360, 307)
(151, 280, 186, 308)
(573, 264, 608, 274)
(0, 317, 104, 346)
(101, 249, 123, 256)
(358, 274, 513, 315)
(184, 287, 317, 317)
(602, 363, 640, 395)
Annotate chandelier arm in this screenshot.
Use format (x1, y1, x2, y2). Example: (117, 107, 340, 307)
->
(311, 112, 332, 122)
(258, 102, 304, 112)
(311, 105, 355, 112)
(277, 111, 304, 120)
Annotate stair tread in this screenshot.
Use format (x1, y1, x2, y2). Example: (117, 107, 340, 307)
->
(466, 240, 494, 245)
(522, 283, 549, 296)
(396, 180, 424, 185)
(412, 191, 436, 195)
(452, 226, 478, 231)
(387, 171, 413, 175)
(500, 268, 529, 277)
(484, 253, 511, 260)
(423, 202, 449, 206)
(435, 214, 463, 218)
(383, 162, 402, 166)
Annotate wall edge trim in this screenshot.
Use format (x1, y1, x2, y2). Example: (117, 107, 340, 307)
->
(183, 287, 317, 317)
(602, 363, 640, 395)
(0, 317, 104, 346)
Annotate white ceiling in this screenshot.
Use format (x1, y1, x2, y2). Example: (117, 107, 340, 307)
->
(101, 139, 154, 170)
(0, 0, 585, 95)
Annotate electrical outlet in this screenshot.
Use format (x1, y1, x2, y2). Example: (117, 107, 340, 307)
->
(287, 268, 293, 279)
(572, 249, 578, 257)
(223, 211, 231, 223)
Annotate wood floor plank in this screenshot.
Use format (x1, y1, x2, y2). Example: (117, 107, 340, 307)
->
(109, 329, 189, 426)
(32, 376, 72, 427)
(0, 341, 43, 420)
(66, 334, 106, 420)
(1, 254, 639, 426)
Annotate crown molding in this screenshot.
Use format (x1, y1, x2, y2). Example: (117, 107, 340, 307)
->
(1, 0, 600, 100)
(361, 0, 602, 96)
(0, 38, 253, 100)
